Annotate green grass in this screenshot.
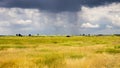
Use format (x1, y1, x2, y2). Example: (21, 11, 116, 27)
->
(105, 48, 120, 54)
(0, 36, 116, 46)
(96, 44, 120, 54)
(0, 36, 120, 68)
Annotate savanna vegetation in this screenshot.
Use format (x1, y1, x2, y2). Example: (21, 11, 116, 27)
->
(0, 36, 120, 68)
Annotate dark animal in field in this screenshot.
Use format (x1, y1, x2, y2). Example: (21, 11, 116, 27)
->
(66, 35, 71, 37)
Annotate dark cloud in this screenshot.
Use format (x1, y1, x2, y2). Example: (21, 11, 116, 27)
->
(0, 0, 119, 12)
(0, 0, 120, 35)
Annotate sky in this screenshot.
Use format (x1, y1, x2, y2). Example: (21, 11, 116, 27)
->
(0, 0, 120, 35)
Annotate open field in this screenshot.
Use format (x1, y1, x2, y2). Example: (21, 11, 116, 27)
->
(0, 36, 120, 68)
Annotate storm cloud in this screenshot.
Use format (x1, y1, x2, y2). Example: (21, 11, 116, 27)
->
(0, 0, 120, 35)
(0, 0, 119, 12)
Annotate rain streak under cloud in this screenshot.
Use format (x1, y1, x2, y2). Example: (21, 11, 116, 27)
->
(0, 0, 120, 35)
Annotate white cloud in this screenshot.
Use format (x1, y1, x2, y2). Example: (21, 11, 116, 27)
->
(16, 20, 32, 25)
(79, 3, 120, 26)
(81, 23, 99, 28)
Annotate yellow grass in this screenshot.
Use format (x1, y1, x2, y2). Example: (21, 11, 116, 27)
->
(0, 36, 120, 68)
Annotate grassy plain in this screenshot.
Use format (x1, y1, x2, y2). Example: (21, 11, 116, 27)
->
(0, 36, 120, 68)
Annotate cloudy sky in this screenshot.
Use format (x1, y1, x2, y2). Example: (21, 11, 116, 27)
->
(0, 0, 120, 35)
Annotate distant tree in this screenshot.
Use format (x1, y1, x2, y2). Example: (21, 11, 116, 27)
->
(29, 34, 32, 36)
(37, 34, 39, 36)
(88, 34, 90, 36)
(18, 34, 22, 37)
(16, 34, 19, 36)
(83, 34, 85, 36)
(114, 34, 120, 36)
(97, 34, 103, 36)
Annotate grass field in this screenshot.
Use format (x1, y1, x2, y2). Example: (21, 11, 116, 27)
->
(0, 36, 120, 68)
